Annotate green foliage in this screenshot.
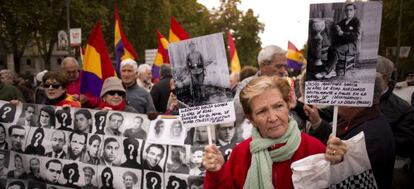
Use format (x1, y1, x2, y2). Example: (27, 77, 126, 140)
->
(380, 0, 414, 81)
(0, 0, 264, 73)
(209, 0, 264, 68)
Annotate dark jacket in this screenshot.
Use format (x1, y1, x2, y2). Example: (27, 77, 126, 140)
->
(309, 106, 395, 189)
(380, 82, 414, 158)
(150, 76, 172, 113)
(0, 82, 24, 102)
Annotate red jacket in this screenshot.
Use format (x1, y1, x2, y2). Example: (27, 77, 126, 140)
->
(204, 133, 325, 189)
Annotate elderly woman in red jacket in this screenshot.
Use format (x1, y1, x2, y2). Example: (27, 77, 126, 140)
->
(203, 76, 347, 189)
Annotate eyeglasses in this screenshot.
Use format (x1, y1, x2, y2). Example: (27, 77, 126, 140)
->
(107, 91, 125, 97)
(43, 83, 62, 89)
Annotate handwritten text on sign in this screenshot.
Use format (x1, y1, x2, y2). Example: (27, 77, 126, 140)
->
(179, 101, 236, 127)
(304, 81, 374, 107)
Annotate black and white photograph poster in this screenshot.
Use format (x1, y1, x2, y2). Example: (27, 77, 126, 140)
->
(168, 33, 236, 127)
(305, 1, 382, 107)
(147, 116, 186, 146)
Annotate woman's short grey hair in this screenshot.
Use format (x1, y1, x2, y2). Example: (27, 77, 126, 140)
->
(138, 64, 151, 74)
(257, 45, 287, 66)
(120, 58, 138, 72)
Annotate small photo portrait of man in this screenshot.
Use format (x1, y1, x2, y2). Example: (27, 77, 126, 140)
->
(67, 132, 87, 161)
(81, 134, 102, 165)
(44, 159, 63, 184)
(74, 109, 93, 134)
(16, 104, 37, 127)
(6, 180, 26, 189)
(45, 130, 67, 159)
(142, 143, 166, 172)
(0, 150, 9, 178)
(8, 125, 28, 153)
(99, 137, 121, 166)
(166, 145, 189, 174)
(123, 115, 147, 139)
(105, 112, 124, 136)
(215, 122, 236, 147)
(81, 166, 98, 189)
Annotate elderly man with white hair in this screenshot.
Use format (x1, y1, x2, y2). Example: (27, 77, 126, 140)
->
(61, 57, 100, 107)
(233, 45, 290, 127)
(120, 58, 156, 114)
(136, 64, 153, 92)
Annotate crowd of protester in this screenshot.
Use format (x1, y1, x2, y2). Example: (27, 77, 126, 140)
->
(1, 42, 413, 189)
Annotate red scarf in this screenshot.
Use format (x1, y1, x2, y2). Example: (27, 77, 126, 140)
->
(98, 100, 126, 111)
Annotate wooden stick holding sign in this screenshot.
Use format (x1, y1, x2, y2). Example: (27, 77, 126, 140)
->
(207, 125, 213, 145)
(331, 106, 338, 137)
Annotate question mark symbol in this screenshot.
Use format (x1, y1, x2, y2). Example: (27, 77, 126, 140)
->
(34, 133, 42, 147)
(104, 172, 111, 187)
(225, 149, 232, 160)
(151, 177, 158, 189)
(62, 113, 68, 126)
(128, 144, 135, 160)
(172, 180, 180, 189)
(99, 116, 105, 130)
(2, 107, 12, 119)
(68, 168, 75, 183)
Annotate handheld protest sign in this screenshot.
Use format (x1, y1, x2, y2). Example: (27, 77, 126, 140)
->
(304, 1, 382, 107)
(168, 33, 235, 128)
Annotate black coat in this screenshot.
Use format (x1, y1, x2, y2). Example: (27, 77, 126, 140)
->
(150, 77, 172, 113)
(309, 106, 395, 189)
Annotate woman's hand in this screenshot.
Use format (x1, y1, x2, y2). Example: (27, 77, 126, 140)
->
(325, 134, 347, 164)
(203, 144, 225, 172)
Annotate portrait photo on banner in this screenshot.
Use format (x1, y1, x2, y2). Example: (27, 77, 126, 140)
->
(146, 116, 186, 145)
(168, 33, 233, 107)
(305, 1, 382, 107)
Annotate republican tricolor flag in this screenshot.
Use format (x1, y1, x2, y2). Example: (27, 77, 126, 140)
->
(287, 41, 306, 71)
(152, 31, 170, 83)
(228, 31, 241, 73)
(169, 16, 189, 42)
(81, 21, 116, 98)
(114, 5, 138, 74)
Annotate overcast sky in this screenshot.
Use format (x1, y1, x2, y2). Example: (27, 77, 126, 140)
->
(197, 0, 345, 50)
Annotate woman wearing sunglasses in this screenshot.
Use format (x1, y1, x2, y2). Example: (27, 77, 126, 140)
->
(98, 77, 136, 112)
(42, 71, 80, 108)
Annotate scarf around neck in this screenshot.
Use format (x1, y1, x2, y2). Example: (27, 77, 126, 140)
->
(98, 100, 126, 111)
(243, 117, 301, 189)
